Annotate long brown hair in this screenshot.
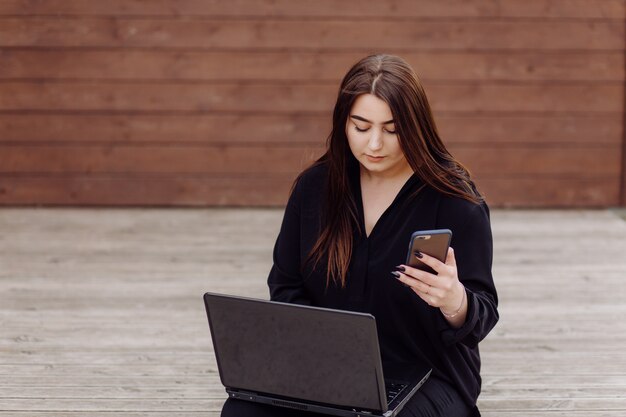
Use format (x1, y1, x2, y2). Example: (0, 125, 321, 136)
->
(298, 54, 482, 288)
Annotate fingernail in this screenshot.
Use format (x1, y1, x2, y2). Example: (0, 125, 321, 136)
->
(414, 251, 423, 259)
(395, 265, 406, 272)
(391, 271, 401, 278)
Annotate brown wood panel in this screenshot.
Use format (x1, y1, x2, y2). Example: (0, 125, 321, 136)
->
(0, 145, 321, 175)
(0, 114, 621, 145)
(0, 18, 623, 50)
(0, 145, 620, 177)
(0, 175, 293, 206)
(0, 114, 330, 145)
(427, 83, 624, 113)
(477, 177, 621, 207)
(0, 0, 623, 19)
(454, 145, 621, 176)
(0, 82, 622, 113)
(0, 82, 336, 113)
(2, 50, 623, 82)
(0, 1, 623, 208)
(0, 175, 618, 207)
(439, 115, 624, 145)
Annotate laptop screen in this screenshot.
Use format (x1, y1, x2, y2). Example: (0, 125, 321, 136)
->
(204, 293, 386, 411)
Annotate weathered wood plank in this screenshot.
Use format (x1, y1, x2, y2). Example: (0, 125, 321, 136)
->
(3, 372, 625, 387)
(480, 413, 625, 417)
(0, 385, 226, 398)
(1, 50, 623, 82)
(0, 398, 223, 412)
(0, 397, 625, 412)
(0, 0, 623, 19)
(3, 386, 623, 400)
(1, 209, 625, 414)
(0, 82, 622, 113)
(0, 413, 616, 417)
(0, 18, 623, 50)
(0, 414, 216, 416)
(0, 410, 616, 417)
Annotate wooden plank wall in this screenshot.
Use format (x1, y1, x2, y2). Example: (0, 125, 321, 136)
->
(0, 0, 624, 207)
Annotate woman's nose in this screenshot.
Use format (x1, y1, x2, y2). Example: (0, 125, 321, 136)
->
(368, 131, 383, 151)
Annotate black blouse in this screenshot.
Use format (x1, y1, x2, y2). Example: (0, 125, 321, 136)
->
(267, 160, 499, 409)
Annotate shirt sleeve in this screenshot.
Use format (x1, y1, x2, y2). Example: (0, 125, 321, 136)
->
(267, 178, 312, 305)
(436, 201, 499, 348)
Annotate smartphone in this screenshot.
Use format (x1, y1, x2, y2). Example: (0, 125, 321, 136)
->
(405, 229, 452, 274)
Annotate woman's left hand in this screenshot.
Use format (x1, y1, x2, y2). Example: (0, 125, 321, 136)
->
(394, 247, 465, 315)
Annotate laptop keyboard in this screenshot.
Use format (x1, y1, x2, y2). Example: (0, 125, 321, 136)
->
(385, 382, 407, 405)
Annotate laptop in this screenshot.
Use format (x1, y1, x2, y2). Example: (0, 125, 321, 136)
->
(203, 292, 431, 417)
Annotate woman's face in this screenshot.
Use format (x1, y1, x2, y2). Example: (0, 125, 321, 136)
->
(346, 94, 411, 177)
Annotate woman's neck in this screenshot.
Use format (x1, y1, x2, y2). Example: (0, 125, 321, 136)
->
(359, 161, 414, 185)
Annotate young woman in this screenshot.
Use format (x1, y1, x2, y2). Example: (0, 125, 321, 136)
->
(221, 54, 499, 417)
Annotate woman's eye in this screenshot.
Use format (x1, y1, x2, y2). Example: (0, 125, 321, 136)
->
(355, 126, 369, 132)
(385, 128, 397, 134)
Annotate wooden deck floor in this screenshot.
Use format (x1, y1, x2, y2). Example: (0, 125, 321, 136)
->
(1, 208, 626, 416)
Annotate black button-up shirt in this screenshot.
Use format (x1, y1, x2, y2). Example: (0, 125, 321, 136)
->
(268, 160, 499, 409)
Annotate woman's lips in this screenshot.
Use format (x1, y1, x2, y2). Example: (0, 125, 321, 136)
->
(365, 154, 385, 162)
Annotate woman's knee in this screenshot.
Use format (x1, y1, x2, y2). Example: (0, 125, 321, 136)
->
(399, 376, 471, 417)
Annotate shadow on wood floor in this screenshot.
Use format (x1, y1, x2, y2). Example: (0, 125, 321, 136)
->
(1, 208, 625, 416)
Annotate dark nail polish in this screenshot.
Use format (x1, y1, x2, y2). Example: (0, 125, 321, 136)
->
(391, 271, 401, 278)
(414, 251, 423, 259)
(395, 265, 406, 272)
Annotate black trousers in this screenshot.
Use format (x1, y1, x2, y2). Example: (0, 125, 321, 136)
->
(220, 375, 474, 417)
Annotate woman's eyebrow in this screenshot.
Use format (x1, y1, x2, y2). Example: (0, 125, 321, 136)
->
(350, 115, 394, 125)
